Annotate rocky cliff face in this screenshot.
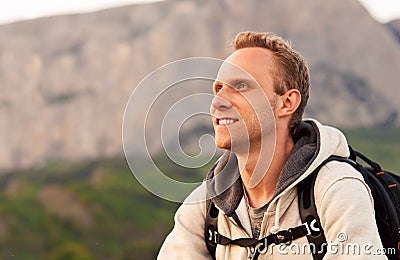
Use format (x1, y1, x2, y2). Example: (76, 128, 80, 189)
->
(0, 0, 399, 171)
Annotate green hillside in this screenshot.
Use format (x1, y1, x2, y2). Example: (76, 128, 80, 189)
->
(0, 128, 398, 259)
(0, 159, 182, 259)
(343, 127, 400, 172)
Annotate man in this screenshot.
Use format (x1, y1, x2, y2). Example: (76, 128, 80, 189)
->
(158, 31, 385, 259)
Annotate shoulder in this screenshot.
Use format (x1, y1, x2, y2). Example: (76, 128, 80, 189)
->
(309, 160, 385, 258)
(177, 182, 208, 219)
(313, 160, 373, 206)
(316, 160, 364, 184)
(158, 183, 210, 259)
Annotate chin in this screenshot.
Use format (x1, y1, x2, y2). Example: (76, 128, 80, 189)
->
(215, 139, 231, 150)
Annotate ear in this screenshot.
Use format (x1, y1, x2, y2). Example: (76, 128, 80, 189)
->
(277, 89, 301, 117)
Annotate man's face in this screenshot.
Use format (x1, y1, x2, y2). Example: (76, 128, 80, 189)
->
(210, 47, 278, 152)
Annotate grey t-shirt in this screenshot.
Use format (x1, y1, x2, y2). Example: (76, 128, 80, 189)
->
(248, 203, 269, 238)
(244, 190, 270, 238)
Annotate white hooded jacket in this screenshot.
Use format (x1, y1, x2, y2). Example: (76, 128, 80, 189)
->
(158, 119, 386, 259)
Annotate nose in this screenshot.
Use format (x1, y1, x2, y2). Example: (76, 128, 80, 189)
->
(211, 90, 232, 110)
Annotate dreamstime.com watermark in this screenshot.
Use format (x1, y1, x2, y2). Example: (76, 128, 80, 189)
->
(254, 232, 396, 256)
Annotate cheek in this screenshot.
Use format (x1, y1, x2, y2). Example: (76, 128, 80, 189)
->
(238, 102, 261, 124)
(241, 105, 275, 135)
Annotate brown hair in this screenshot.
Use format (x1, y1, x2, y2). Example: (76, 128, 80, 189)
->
(233, 31, 310, 136)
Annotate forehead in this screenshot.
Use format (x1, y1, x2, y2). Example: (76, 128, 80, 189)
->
(217, 47, 274, 83)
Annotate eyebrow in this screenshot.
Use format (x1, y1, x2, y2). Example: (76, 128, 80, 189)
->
(215, 77, 258, 88)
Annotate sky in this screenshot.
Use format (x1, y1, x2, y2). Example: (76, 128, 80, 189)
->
(0, 0, 399, 25)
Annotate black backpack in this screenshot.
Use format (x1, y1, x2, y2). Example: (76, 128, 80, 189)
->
(205, 147, 400, 260)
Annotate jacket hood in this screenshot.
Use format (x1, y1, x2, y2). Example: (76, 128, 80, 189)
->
(205, 119, 350, 216)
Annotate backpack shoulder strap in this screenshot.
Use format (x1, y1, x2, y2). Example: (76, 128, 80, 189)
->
(205, 199, 219, 259)
(297, 164, 327, 260)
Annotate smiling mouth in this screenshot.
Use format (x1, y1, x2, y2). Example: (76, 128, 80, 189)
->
(216, 118, 239, 125)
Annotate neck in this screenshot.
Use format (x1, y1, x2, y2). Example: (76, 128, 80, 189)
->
(235, 133, 294, 208)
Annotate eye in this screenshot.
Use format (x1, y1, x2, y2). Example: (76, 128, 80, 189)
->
(236, 82, 248, 90)
(214, 83, 223, 93)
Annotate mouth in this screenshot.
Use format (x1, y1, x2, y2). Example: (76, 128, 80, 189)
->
(215, 117, 239, 126)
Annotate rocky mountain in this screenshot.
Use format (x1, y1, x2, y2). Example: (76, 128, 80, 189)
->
(0, 0, 399, 171)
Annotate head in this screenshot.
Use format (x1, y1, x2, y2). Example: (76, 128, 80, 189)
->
(210, 31, 310, 152)
(233, 31, 310, 136)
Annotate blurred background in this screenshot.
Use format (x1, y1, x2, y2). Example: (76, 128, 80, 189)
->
(0, 0, 399, 259)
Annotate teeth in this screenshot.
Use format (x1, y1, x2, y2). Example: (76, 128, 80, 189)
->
(219, 119, 236, 125)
